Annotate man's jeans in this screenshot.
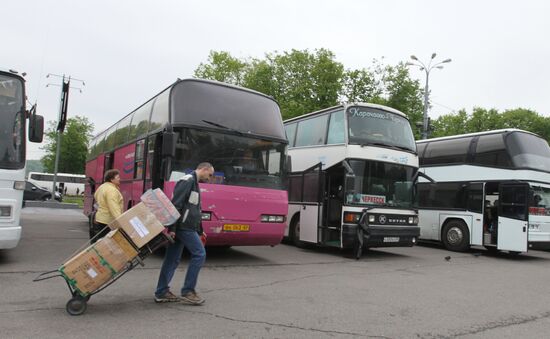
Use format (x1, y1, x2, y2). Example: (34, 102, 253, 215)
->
(155, 228, 206, 297)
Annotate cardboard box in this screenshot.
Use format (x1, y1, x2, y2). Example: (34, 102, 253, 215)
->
(59, 245, 114, 296)
(140, 188, 180, 226)
(108, 202, 164, 248)
(94, 229, 138, 273)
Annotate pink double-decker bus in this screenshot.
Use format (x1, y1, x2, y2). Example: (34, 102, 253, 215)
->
(84, 79, 288, 247)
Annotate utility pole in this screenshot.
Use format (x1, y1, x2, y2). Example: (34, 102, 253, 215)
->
(406, 53, 451, 139)
(46, 74, 85, 197)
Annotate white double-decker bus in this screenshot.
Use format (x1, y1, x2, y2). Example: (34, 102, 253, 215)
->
(284, 103, 424, 254)
(416, 129, 550, 253)
(0, 69, 43, 249)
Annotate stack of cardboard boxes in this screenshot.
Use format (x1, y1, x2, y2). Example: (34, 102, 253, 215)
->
(59, 189, 179, 296)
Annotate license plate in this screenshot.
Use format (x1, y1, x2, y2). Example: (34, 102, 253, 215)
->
(223, 224, 250, 232)
(383, 237, 400, 243)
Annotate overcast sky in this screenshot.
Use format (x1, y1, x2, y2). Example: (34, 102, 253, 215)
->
(3, 0, 549, 160)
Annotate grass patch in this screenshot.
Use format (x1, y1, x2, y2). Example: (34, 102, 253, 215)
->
(63, 195, 84, 208)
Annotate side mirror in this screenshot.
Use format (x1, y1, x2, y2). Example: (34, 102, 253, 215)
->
(413, 171, 436, 183)
(28, 106, 44, 143)
(162, 131, 176, 157)
(161, 158, 172, 181)
(345, 174, 355, 188)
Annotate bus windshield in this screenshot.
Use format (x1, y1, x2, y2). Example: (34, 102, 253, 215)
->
(170, 128, 287, 190)
(507, 132, 550, 172)
(0, 74, 25, 169)
(347, 106, 416, 152)
(345, 159, 415, 208)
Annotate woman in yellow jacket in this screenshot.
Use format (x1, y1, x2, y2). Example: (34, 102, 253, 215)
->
(91, 169, 123, 241)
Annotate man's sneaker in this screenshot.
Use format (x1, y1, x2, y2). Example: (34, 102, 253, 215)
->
(180, 291, 205, 305)
(154, 291, 180, 303)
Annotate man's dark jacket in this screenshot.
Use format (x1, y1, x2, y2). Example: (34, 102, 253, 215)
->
(170, 171, 203, 233)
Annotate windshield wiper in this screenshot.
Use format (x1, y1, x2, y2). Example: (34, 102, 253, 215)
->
(202, 120, 246, 136)
(360, 142, 413, 152)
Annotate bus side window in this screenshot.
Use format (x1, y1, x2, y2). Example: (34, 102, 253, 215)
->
(134, 140, 145, 179)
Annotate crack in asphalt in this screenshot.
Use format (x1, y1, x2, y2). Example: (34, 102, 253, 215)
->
(202, 272, 339, 293)
(418, 310, 550, 338)
(1, 299, 385, 338)
(162, 303, 387, 338)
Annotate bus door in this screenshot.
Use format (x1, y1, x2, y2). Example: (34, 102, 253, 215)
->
(497, 183, 530, 252)
(467, 182, 484, 246)
(144, 133, 164, 190)
(299, 163, 323, 243)
(322, 165, 345, 246)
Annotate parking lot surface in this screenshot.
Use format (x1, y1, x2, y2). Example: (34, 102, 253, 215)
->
(1, 208, 550, 338)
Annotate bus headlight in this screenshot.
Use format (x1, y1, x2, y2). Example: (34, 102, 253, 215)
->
(201, 212, 211, 221)
(368, 215, 375, 223)
(13, 181, 25, 190)
(344, 212, 362, 223)
(261, 215, 285, 223)
(408, 216, 419, 224)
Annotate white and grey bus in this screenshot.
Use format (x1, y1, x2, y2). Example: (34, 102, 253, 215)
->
(284, 103, 424, 254)
(416, 129, 550, 253)
(0, 69, 43, 249)
(27, 172, 86, 195)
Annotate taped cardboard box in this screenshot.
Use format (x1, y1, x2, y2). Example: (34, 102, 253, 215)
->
(59, 245, 113, 296)
(94, 229, 138, 273)
(108, 202, 164, 248)
(140, 188, 180, 226)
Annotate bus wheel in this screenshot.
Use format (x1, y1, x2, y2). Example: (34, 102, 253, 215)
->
(290, 218, 305, 248)
(442, 220, 470, 252)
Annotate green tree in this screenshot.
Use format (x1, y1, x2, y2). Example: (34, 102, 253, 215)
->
(194, 49, 424, 123)
(431, 107, 550, 145)
(500, 108, 545, 133)
(464, 107, 503, 133)
(194, 51, 248, 86)
(380, 63, 424, 138)
(196, 49, 345, 119)
(341, 68, 381, 104)
(250, 49, 344, 119)
(41, 116, 94, 174)
(431, 109, 469, 138)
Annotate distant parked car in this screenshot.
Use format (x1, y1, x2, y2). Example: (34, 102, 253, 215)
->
(23, 181, 62, 202)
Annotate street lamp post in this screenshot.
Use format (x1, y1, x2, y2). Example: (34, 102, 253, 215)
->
(406, 53, 451, 139)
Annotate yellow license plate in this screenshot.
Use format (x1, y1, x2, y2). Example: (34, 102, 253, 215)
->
(223, 224, 250, 232)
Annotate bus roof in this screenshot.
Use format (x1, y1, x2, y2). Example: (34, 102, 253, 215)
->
(169, 79, 285, 140)
(417, 129, 541, 144)
(284, 102, 408, 124)
(92, 78, 281, 139)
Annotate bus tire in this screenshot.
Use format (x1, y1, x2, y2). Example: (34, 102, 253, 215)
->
(290, 216, 305, 248)
(442, 220, 470, 252)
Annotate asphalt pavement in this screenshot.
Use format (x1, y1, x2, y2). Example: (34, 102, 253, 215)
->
(1, 208, 550, 338)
